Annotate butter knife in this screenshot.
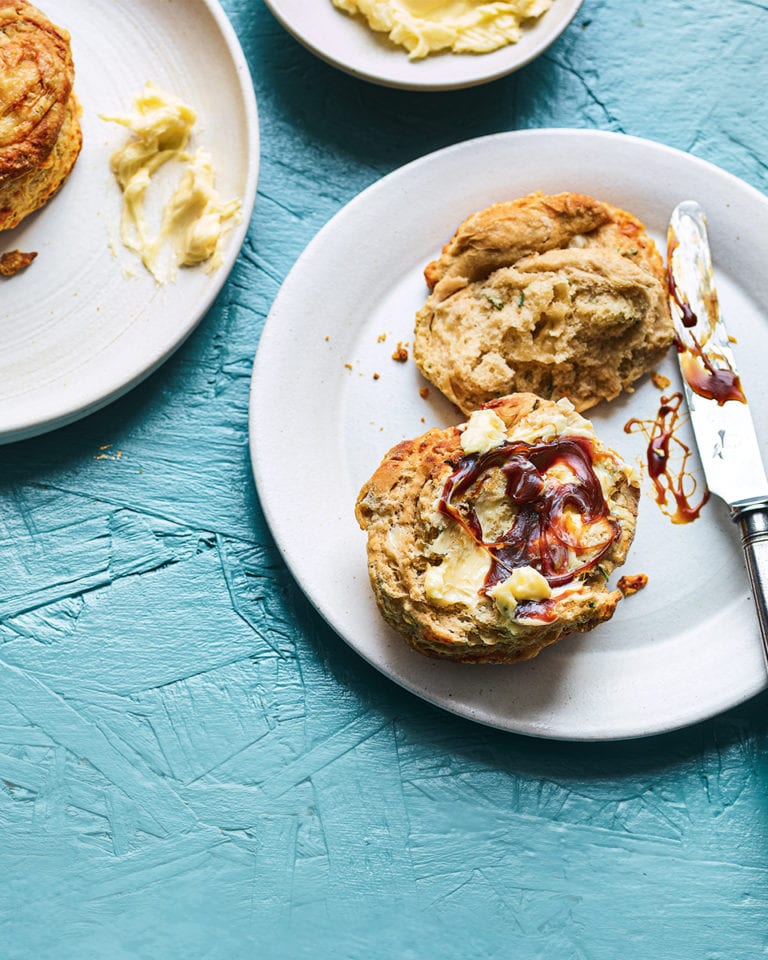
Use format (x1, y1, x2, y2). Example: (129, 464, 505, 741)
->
(667, 200, 768, 663)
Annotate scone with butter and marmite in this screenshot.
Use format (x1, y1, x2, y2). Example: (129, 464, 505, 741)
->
(355, 393, 639, 664)
(414, 191, 674, 415)
(0, 1, 82, 231)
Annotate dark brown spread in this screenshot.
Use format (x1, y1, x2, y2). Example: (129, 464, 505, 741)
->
(438, 436, 620, 598)
(668, 236, 746, 406)
(625, 392, 709, 524)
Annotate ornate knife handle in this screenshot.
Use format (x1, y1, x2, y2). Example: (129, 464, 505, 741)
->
(731, 499, 768, 667)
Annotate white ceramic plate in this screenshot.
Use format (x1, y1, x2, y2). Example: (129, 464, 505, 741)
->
(250, 129, 768, 740)
(263, 0, 583, 91)
(0, 0, 258, 444)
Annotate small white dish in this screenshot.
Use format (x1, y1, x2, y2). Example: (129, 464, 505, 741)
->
(0, 0, 259, 444)
(263, 0, 584, 90)
(250, 129, 768, 740)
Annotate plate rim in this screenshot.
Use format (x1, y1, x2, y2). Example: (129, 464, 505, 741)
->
(0, 0, 260, 445)
(249, 128, 768, 741)
(262, 0, 584, 91)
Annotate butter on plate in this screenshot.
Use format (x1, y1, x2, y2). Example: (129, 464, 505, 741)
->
(331, 0, 554, 60)
(103, 82, 241, 284)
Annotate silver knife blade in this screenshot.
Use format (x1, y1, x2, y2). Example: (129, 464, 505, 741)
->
(667, 200, 768, 511)
(669, 201, 768, 668)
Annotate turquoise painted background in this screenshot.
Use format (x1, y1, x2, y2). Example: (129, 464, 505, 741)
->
(2, 1, 768, 957)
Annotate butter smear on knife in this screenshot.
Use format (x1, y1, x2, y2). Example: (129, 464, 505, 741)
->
(103, 82, 241, 284)
(332, 0, 553, 60)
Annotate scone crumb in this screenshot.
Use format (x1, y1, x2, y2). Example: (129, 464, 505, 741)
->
(652, 372, 671, 390)
(345, 363, 353, 370)
(391, 342, 409, 362)
(94, 445, 123, 461)
(419, 387, 430, 399)
(377, 332, 387, 343)
(373, 372, 380, 380)
(617, 573, 648, 597)
(0, 250, 37, 276)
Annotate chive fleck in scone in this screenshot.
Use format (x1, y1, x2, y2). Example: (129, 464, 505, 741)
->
(355, 393, 640, 663)
(0, 1, 82, 231)
(414, 192, 674, 414)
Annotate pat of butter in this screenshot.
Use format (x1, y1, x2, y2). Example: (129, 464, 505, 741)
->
(332, 0, 553, 60)
(103, 82, 241, 284)
(488, 565, 552, 617)
(424, 527, 490, 606)
(461, 408, 507, 454)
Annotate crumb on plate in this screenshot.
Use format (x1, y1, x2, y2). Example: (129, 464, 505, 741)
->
(392, 342, 409, 362)
(617, 573, 648, 597)
(0, 250, 37, 276)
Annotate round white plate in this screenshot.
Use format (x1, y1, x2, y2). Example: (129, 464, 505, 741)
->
(263, 0, 583, 91)
(250, 129, 768, 740)
(0, 0, 258, 444)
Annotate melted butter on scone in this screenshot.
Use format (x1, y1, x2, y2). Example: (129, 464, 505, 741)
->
(460, 408, 507, 454)
(489, 566, 551, 614)
(104, 82, 241, 284)
(425, 397, 626, 619)
(424, 527, 490, 606)
(594, 453, 640, 491)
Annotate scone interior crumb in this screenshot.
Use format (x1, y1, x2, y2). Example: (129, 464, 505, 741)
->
(414, 191, 674, 415)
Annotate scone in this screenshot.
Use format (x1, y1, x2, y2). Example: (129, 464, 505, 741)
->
(414, 192, 674, 414)
(0, 1, 82, 230)
(355, 393, 640, 664)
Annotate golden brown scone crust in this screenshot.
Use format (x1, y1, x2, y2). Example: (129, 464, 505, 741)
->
(0, 1, 80, 229)
(355, 393, 640, 664)
(0, 247, 36, 274)
(415, 192, 673, 414)
(0, 92, 81, 229)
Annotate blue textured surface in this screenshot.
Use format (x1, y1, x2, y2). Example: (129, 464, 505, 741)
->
(3, 1, 768, 957)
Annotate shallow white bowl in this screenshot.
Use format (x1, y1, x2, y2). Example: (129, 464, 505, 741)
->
(263, 0, 584, 90)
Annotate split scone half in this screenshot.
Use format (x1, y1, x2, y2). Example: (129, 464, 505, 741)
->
(0, 0, 82, 230)
(414, 191, 674, 414)
(355, 394, 640, 664)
